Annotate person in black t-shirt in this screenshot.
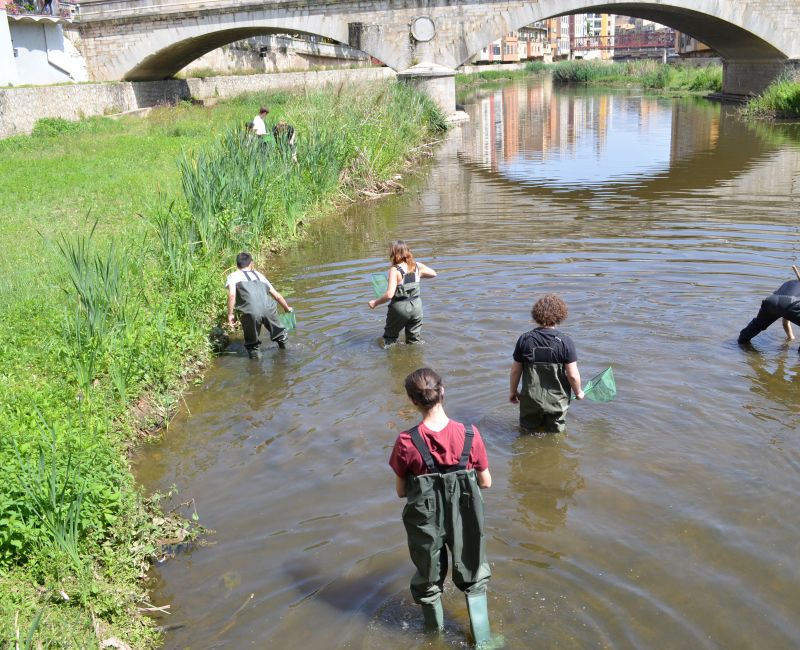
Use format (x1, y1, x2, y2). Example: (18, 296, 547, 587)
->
(510, 294, 583, 433)
(738, 280, 800, 348)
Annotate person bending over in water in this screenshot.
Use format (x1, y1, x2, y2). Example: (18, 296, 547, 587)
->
(226, 251, 293, 359)
(389, 367, 493, 646)
(510, 294, 583, 434)
(738, 279, 800, 351)
(368, 240, 436, 346)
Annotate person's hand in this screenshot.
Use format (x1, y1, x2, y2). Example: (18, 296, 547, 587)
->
(227, 314, 236, 329)
(509, 391, 519, 404)
(368, 300, 377, 310)
(285, 306, 293, 313)
(575, 390, 585, 400)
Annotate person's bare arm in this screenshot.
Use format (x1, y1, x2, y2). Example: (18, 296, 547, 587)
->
(369, 268, 400, 309)
(509, 361, 523, 403)
(395, 474, 406, 498)
(269, 287, 292, 312)
(565, 362, 584, 399)
(227, 286, 237, 327)
(783, 318, 795, 340)
(417, 262, 437, 278)
(477, 468, 492, 489)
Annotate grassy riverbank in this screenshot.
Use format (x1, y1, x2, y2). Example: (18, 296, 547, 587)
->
(0, 82, 445, 648)
(549, 60, 722, 92)
(455, 62, 548, 86)
(457, 60, 722, 94)
(743, 78, 800, 119)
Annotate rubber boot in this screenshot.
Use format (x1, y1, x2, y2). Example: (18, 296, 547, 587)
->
(421, 599, 444, 633)
(466, 592, 491, 648)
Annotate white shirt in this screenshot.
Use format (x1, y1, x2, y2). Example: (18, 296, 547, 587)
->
(252, 115, 267, 136)
(226, 269, 272, 291)
(396, 261, 420, 282)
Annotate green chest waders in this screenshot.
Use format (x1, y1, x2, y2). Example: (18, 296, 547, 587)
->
(520, 347, 571, 433)
(402, 426, 492, 645)
(383, 266, 423, 343)
(236, 271, 286, 350)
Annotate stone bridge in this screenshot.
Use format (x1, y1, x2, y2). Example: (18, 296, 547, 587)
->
(70, 0, 800, 112)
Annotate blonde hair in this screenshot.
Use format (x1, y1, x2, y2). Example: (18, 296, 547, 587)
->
(390, 240, 416, 273)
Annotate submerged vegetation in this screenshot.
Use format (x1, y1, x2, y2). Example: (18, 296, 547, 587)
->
(743, 77, 800, 119)
(0, 81, 445, 647)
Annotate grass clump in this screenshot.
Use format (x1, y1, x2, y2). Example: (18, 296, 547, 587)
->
(743, 77, 800, 119)
(0, 80, 444, 648)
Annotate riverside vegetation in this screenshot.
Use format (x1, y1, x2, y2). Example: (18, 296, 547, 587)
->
(0, 81, 446, 648)
(458, 59, 722, 94)
(742, 77, 800, 119)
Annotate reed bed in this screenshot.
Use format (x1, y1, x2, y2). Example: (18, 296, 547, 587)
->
(549, 59, 722, 92)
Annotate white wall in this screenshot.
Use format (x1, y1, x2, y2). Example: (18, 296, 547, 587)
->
(1, 12, 19, 85)
(6, 18, 87, 85)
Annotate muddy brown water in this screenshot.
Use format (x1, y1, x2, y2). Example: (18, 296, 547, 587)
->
(135, 77, 800, 649)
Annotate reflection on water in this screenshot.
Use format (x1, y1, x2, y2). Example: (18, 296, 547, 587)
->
(509, 433, 584, 534)
(460, 79, 725, 189)
(137, 78, 800, 649)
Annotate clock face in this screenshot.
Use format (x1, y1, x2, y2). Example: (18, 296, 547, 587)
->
(411, 16, 436, 42)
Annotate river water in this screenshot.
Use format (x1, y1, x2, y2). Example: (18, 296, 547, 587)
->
(135, 77, 800, 649)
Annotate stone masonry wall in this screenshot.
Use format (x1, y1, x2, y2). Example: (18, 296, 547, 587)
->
(0, 66, 394, 138)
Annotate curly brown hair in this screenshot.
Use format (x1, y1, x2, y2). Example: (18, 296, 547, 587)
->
(531, 294, 568, 327)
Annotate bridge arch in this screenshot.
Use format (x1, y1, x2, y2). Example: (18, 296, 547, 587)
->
(460, 0, 790, 70)
(117, 15, 363, 81)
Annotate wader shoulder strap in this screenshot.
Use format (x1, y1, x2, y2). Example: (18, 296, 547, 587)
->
(458, 426, 475, 470)
(408, 426, 437, 474)
(408, 424, 474, 473)
(242, 270, 256, 282)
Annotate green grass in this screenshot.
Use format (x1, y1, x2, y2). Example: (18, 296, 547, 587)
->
(743, 78, 800, 119)
(456, 62, 548, 86)
(455, 61, 721, 101)
(549, 60, 722, 92)
(0, 81, 445, 648)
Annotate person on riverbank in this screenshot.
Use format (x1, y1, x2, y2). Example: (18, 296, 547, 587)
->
(510, 294, 583, 433)
(738, 279, 800, 350)
(252, 106, 269, 139)
(226, 251, 293, 359)
(272, 120, 297, 162)
(389, 367, 493, 645)
(368, 241, 436, 346)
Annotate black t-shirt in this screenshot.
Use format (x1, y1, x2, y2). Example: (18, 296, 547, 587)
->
(774, 280, 800, 297)
(513, 327, 577, 365)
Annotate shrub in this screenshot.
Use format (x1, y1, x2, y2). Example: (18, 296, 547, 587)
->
(31, 117, 80, 137)
(743, 78, 800, 119)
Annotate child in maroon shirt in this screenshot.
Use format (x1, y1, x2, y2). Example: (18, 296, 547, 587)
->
(389, 367, 493, 645)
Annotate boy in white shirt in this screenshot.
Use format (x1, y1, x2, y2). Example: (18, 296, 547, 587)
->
(251, 106, 269, 137)
(226, 251, 293, 358)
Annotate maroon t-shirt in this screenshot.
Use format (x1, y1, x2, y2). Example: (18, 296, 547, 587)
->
(389, 420, 489, 478)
